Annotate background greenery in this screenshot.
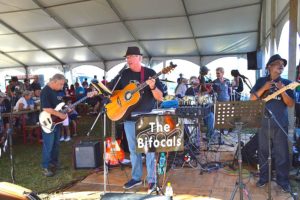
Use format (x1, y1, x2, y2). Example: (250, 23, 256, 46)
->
(0, 115, 105, 193)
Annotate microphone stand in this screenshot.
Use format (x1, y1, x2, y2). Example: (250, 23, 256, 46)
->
(99, 67, 125, 196)
(242, 78, 296, 200)
(6, 95, 16, 183)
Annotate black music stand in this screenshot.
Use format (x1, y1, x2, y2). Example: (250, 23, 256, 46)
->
(214, 101, 265, 200)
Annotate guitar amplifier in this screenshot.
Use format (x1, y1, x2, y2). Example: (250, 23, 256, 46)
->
(73, 140, 102, 169)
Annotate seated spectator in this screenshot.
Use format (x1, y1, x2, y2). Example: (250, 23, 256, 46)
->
(30, 76, 41, 91)
(24, 78, 31, 91)
(66, 100, 78, 136)
(14, 90, 32, 111)
(75, 82, 85, 100)
(0, 92, 11, 145)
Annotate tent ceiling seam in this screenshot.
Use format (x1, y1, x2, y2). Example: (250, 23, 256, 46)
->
(0, 20, 64, 65)
(105, 0, 151, 58)
(31, 0, 105, 67)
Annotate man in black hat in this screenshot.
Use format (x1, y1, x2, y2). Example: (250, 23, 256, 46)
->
(109, 46, 164, 193)
(250, 54, 294, 192)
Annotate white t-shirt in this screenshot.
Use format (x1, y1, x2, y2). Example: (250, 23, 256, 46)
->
(14, 97, 28, 111)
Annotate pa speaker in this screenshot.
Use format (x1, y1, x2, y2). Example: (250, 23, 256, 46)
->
(73, 140, 102, 169)
(247, 51, 262, 70)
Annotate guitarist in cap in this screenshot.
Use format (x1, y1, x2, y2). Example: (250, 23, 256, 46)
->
(109, 46, 164, 193)
(250, 54, 294, 192)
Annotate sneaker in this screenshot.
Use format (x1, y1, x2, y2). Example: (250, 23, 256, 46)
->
(49, 163, 63, 171)
(279, 184, 291, 193)
(256, 180, 267, 188)
(123, 179, 142, 189)
(43, 168, 54, 177)
(64, 136, 71, 142)
(59, 136, 64, 142)
(147, 182, 156, 194)
(73, 133, 78, 137)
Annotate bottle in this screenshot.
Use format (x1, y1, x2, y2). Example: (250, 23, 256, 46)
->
(158, 152, 166, 175)
(165, 182, 173, 199)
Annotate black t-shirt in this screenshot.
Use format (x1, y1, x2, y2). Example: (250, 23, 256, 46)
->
(185, 86, 200, 96)
(110, 67, 164, 119)
(40, 85, 63, 109)
(30, 82, 41, 91)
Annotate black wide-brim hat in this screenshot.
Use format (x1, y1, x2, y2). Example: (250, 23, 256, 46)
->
(124, 46, 143, 57)
(266, 54, 287, 67)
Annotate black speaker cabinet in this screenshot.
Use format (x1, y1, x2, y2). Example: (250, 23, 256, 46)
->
(247, 51, 262, 70)
(73, 140, 102, 169)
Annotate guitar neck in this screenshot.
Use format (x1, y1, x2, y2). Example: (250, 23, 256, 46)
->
(132, 71, 162, 93)
(62, 95, 89, 113)
(111, 121, 116, 141)
(263, 82, 299, 102)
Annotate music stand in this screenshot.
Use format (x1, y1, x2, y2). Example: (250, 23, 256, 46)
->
(214, 100, 265, 200)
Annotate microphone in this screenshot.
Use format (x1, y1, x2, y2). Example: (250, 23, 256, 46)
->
(231, 70, 248, 80)
(238, 73, 248, 80)
(118, 64, 127, 76)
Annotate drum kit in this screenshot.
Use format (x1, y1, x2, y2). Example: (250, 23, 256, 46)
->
(164, 93, 214, 107)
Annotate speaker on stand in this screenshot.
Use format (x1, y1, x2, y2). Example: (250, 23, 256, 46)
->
(247, 51, 262, 70)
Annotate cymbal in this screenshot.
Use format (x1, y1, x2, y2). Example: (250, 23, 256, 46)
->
(91, 82, 112, 95)
(160, 78, 175, 83)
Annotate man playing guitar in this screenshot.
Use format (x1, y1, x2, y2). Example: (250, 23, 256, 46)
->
(250, 54, 294, 193)
(109, 46, 164, 193)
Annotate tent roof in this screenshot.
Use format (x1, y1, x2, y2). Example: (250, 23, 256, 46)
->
(0, 0, 261, 69)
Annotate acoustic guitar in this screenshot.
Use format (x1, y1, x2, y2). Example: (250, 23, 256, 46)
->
(105, 121, 125, 166)
(106, 62, 177, 121)
(39, 91, 97, 133)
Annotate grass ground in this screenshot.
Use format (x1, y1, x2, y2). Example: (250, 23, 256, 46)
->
(0, 115, 105, 193)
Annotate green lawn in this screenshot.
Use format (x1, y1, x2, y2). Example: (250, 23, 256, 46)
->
(0, 115, 106, 193)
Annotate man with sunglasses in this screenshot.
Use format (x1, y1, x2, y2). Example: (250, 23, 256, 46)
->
(250, 54, 294, 193)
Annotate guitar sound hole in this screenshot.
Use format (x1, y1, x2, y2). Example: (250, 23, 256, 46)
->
(125, 91, 132, 101)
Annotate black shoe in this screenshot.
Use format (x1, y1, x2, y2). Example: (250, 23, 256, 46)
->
(279, 184, 291, 193)
(43, 168, 54, 177)
(256, 180, 266, 188)
(123, 179, 142, 189)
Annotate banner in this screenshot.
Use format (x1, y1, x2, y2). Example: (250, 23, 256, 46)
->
(136, 115, 184, 153)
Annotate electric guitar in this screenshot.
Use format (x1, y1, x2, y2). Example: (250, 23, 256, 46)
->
(39, 91, 97, 133)
(106, 62, 177, 121)
(263, 81, 300, 102)
(105, 121, 125, 165)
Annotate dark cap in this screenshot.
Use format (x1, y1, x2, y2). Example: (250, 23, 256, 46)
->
(200, 66, 210, 74)
(266, 54, 287, 67)
(124, 46, 143, 57)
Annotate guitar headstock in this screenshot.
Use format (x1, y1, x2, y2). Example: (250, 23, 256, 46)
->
(162, 62, 177, 74)
(286, 82, 300, 90)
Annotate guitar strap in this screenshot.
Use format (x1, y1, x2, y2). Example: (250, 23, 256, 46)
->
(140, 66, 144, 83)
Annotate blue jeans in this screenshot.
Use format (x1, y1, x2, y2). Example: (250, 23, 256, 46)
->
(204, 112, 214, 139)
(258, 125, 290, 186)
(124, 121, 156, 184)
(41, 125, 61, 168)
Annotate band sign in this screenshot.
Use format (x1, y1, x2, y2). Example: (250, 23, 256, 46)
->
(136, 115, 184, 153)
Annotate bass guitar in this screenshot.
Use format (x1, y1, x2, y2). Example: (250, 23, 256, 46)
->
(105, 121, 125, 165)
(106, 62, 177, 121)
(39, 91, 97, 133)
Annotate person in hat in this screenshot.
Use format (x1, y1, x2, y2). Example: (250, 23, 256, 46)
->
(250, 54, 294, 193)
(109, 46, 164, 193)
